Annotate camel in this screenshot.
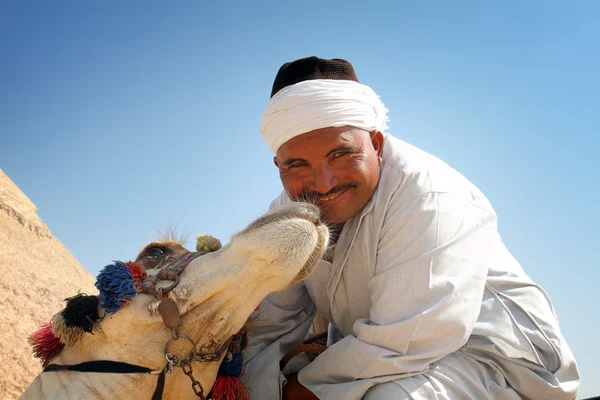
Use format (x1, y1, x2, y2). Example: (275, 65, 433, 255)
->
(21, 202, 329, 400)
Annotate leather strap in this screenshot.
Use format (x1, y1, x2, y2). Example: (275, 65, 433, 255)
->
(44, 360, 155, 374)
(44, 360, 166, 400)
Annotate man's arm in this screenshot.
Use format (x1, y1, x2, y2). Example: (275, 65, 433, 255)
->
(243, 269, 317, 399)
(298, 189, 496, 398)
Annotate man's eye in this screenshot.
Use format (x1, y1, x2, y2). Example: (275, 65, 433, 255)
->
(332, 151, 349, 159)
(288, 162, 306, 169)
(145, 247, 165, 258)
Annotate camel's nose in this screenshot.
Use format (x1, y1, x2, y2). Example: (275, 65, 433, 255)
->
(302, 203, 323, 226)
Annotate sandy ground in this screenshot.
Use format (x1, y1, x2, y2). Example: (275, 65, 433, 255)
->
(0, 170, 96, 399)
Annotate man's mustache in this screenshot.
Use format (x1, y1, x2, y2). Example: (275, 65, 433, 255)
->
(294, 184, 357, 202)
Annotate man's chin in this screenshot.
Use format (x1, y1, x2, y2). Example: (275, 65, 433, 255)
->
(320, 212, 347, 231)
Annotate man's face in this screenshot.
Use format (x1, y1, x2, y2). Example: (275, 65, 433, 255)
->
(274, 126, 384, 229)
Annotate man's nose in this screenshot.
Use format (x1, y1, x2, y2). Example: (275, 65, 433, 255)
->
(313, 165, 336, 194)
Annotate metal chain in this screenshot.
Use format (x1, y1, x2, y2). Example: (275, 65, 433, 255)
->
(180, 359, 206, 400)
(147, 252, 223, 400)
(165, 353, 178, 375)
(193, 352, 221, 362)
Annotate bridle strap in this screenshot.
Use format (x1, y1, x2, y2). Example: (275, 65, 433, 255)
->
(44, 360, 167, 400)
(44, 360, 155, 374)
(152, 369, 166, 400)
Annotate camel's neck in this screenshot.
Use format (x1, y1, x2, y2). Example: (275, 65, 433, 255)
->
(20, 363, 217, 400)
(20, 368, 156, 399)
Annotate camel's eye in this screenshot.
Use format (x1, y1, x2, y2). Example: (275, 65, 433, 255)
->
(145, 247, 165, 258)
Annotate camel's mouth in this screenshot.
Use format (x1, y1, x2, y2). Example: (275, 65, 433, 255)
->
(234, 202, 329, 262)
(293, 218, 329, 282)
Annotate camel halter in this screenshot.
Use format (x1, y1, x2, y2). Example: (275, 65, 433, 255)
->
(41, 251, 239, 400)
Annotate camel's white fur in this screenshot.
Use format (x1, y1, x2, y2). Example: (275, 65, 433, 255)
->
(20, 203, 329, 400)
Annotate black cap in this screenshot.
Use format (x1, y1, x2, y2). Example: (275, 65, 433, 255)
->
(270, 56, 360, 98)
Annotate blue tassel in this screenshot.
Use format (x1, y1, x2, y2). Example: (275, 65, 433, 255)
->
(218, 352, 244, 377)
(95, 261, 137, 314)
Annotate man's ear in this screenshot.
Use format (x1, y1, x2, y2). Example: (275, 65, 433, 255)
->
(370, 130, 384, 157)
(273, 156, 279, 168)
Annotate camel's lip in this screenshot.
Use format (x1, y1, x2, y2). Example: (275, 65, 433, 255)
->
(293, 223, 330, 282)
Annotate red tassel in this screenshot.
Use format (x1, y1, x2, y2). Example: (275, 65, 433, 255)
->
(29, 321, 64, 367)
(125, 262, 146, 285)
(210, 376, 250, 400)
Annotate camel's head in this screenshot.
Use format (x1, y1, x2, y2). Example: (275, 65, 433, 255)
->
(134, 240, 190, 271)
(28, 202, 329, 399)
(143, 201, 330, 353)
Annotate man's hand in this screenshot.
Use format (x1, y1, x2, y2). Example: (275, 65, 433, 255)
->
(283, 373, 319, 400)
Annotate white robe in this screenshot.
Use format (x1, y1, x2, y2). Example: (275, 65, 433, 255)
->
(243, 134, 579, 399)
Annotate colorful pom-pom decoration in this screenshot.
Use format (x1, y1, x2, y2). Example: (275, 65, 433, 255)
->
(95, 261, 137, 314)
(125, 262, 146, 286)
(196, 234, 222, 252)
(61, 294, 100, 333)
(218, 352, 244, 377)
(211, 332, 248, 400)
(210, 375, 250, 400)
(29, 321, 64, 367)
(51, 312, 83, 346)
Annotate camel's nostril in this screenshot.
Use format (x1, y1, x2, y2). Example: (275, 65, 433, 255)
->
(314, 217, 322, 226)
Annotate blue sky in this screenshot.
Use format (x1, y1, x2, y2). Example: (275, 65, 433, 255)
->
(1, 1, 598, 397)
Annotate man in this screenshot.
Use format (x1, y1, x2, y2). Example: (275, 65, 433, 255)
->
(243, 56, 579, 399)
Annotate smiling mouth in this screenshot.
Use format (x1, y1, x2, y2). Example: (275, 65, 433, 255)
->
(319, 187, 350, 202)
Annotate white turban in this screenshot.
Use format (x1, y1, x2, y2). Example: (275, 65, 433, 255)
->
(260, 79, 389, 154)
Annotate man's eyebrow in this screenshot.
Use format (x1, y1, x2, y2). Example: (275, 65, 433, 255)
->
(325, 145, 354, 157)
(281, 158, 306, 167)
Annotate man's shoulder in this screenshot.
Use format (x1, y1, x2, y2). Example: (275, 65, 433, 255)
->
(381, 134, 479, 199)
(381, 134, 456, 178)
(269, 191, 291, 210)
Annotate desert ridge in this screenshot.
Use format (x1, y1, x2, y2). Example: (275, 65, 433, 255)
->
(0, 169, 96, 399)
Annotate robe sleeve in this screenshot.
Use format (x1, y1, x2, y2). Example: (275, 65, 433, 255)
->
(298, 189, 497, 399)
